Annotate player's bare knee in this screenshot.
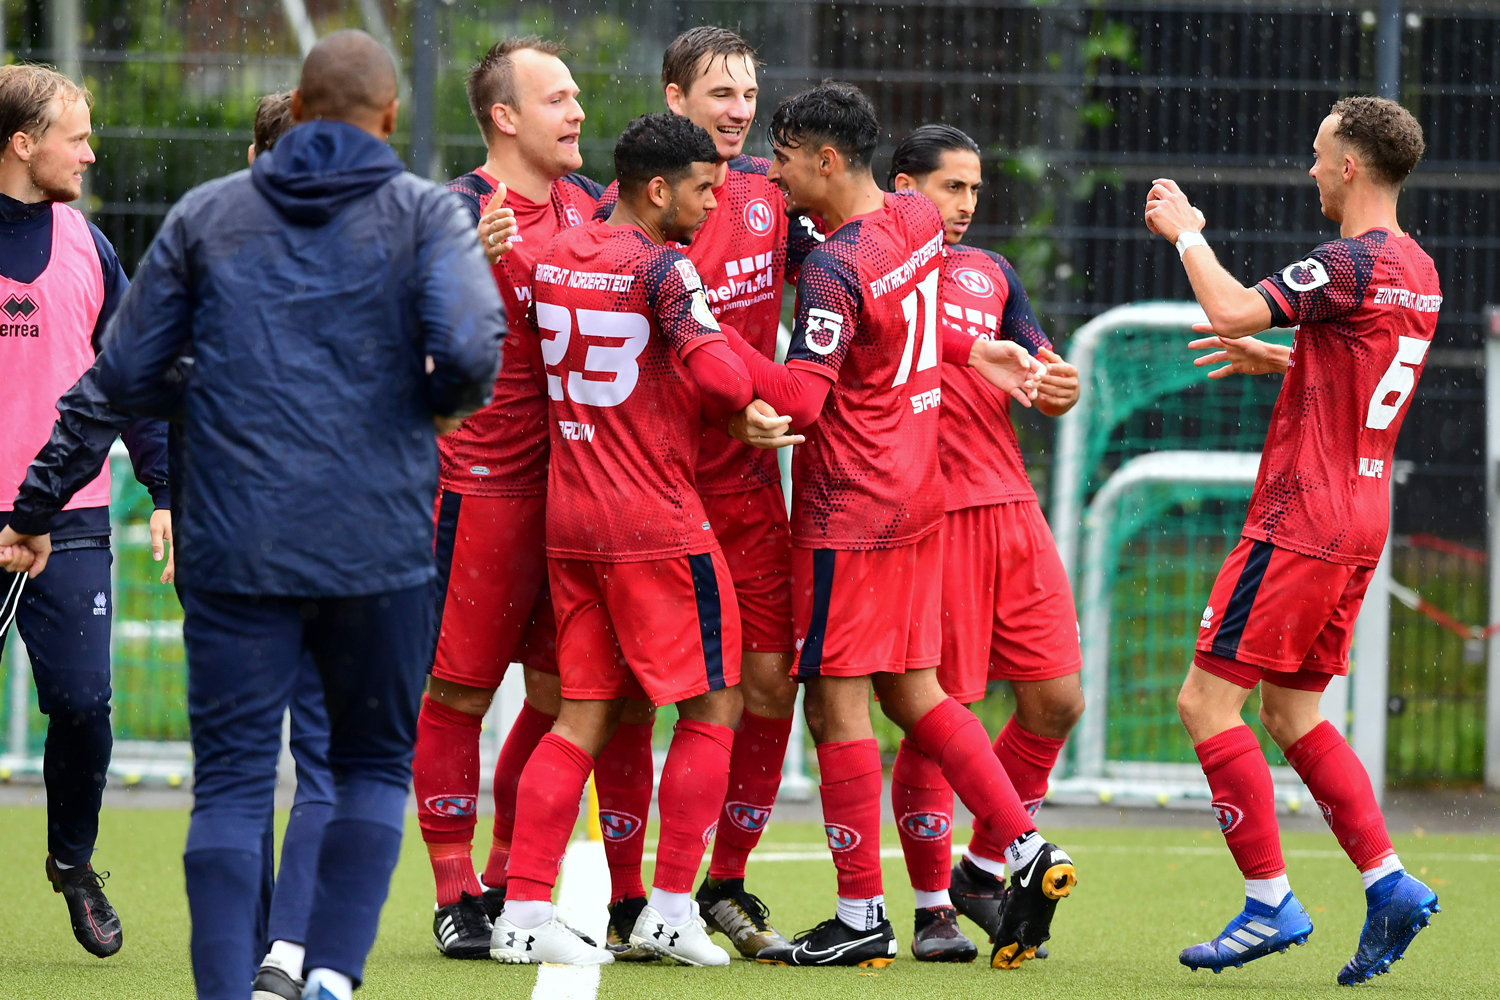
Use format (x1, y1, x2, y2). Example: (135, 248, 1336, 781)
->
(426, 676, 493, 716)
(621, 697, 656, 726)
(522, 667, 563, 717)
(1015, 680, 1085, 738)
(677, 685, 742, 728)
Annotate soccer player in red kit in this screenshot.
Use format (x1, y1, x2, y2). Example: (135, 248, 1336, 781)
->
(886, 124, 1084, 962)
(587, 28, 818, 956)
(490, 113, 758, 968)
(408, 37, 603, 959)
(721, 83, 1074, 969)
(1146, 97, 1441, 984)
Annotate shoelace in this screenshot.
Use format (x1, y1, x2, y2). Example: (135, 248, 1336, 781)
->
(451, 893, 492, 938)
(791, 917, 844, 944)
(731, 888, 773, 929)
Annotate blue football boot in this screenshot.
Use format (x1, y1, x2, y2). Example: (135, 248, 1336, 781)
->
(1180, 893, 1313, 972)
(1336, 870, 1439, 985)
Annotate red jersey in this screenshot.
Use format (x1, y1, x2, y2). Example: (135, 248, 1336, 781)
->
(784, 190, 946, 549)
(938, 245, 1051, 512)
(596, 155, 822, 495)
(437, 170, 601, 496)
(1249, 228, 1441, 566)
(534, 221, 728, 561)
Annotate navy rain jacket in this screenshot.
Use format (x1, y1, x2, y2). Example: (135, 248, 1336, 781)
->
(97, 121, 504, 597)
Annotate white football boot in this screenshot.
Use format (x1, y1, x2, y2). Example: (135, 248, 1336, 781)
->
(630, 901, 731, 966)
(490, 914, 615, 966)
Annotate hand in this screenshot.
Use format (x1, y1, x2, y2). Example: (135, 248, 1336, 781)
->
(150, 508, 174, 584)
(433, 415, 464, 435)
(478, 182, 517, 266)
(1144, 178, 1206, 244)
(1189, 325, 1289, 378)
(0, 525, 51, 578)
(726, 399, 805, 450)
(1035, 346, 1079, 416)
(969, 339, 1045, 407)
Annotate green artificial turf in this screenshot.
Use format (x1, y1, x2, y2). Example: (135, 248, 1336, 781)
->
(0, 806, 1492, 999)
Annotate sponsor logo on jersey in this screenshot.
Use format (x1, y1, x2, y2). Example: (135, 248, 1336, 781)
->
(1211, 800, 1244, 834)
(558, 420, 595, 442)
(564, 205, 584, 227)
(423, 794, 476, 817)
(707, 253, 776, 307)
(691, 289, 721, 331)
(953, 267, 996, 298)
(92, 592, 108, 616)
(1358, 457, 1385, 479)
(1200, 605, 1214, 630)
(824, 822, 862, 852)
(726, 801, 772, 833)
(676, 258, 705, 291)
(1373, 286, 1442, 312)
(599, 809, 643, 842)
(702, 821, 718, 847)
(1281, 258, 1331, 292)
(0, 293, 40, 337)
(898, 811, 952, 840)
(470, 466, 490, 476)
(744, 198, 775, 236)
(910, 387, 941, 414)
(803, 308, 845, 355)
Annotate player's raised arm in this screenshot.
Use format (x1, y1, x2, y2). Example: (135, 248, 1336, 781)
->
(1144, 178, 1272, 338)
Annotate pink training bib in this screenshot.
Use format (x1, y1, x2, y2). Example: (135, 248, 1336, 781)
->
(0, 201, 107, 514)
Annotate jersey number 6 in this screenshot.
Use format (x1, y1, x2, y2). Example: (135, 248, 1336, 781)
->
(536, 302, 650, 407)
(1365, 336, 1430, 431)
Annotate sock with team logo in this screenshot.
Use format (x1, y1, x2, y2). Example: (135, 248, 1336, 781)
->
(912, 699, 1035, 860)
(816, 739, 885, 899)
(412, 696, 483, 897)
(992, 716, 1065, 816)
(485, 700, 556, 887)
(1283, 720, 1395, 871)
(1194, 725, 1285, 879)
(505, 734, 594, 902)
(708, 711, 795, 881)
(653, 720, 735, 893)
(594, 720, 655, 903)
(891, 739, 954, 893)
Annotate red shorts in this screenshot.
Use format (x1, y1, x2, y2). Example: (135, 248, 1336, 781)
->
(431, 492, 557, 688)
(548, 550, 742, 706)
(791, 531, 942, 679)
(939, 501, 1082, 702)
(703, 485, 794, 653)
(1193, 537, 1372, 688)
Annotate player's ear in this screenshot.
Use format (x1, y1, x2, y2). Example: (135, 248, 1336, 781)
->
(892, 172, 916, 191)
(491, 103, 518, 138)
(289, 89, 307, 124)
(664, 82, 686, 116)
(646, 175, 671, 210)
(818, 145, 837, 177)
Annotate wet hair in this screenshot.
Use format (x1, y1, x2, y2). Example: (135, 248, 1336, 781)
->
(888, 124, 981, 188)
(466, 36, 565, 140)
(768, 81, 879, 171)
(1329, 96, 1425, 186)
(613, 113, 719, 197)
(253, 92, 295, 155)
(0, 64, 91, 154)
(661, 26, 761, 95)
(298, 30, 398, 121)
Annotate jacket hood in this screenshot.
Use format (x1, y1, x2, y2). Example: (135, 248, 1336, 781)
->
(251, 120, 405, 226)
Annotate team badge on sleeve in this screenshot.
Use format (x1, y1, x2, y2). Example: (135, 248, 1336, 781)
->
(1281, 258, 1331, 291)
(803, 309, 845, 356)
(675, 258, 704, 291)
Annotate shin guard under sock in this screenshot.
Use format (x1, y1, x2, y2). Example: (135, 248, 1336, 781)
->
(486, 700, 555, 886)
(1195, 725, 1285, 879)
(506, 734, 594, 902)
(993, 716, 1066, 816)
(413, 696, 483, 852)
(892, 739, 954, 893)
(708, 711, 794, 881)
(594, 721, 654, 903)
(913, 699, 1034, 862)
(816, 739, 884, 899)
(1284, 720, 1395, 870)
(653, 720, 735, 893)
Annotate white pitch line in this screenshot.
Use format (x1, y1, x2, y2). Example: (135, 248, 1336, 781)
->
(532, 838, 610, 1000)
(641, 844, 1500, 864)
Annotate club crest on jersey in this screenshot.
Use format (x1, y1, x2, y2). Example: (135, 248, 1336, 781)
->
(599, 809, 643, 842)
(726, 801, 772, 833)
(953, 267, 996, 298)
(1211, 800, 1244, 834)
(898, 811, 952, 840)
(824, 822, 862, 852)
(803, 308, 844, 355)
(564, 205, 584, 227)
(423, 794, 476, 818)
(1282, 258, 1331, 292)
(744, 198, 775, 236)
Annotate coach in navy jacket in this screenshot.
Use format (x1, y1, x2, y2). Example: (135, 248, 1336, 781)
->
(96, 32, 502, 1000)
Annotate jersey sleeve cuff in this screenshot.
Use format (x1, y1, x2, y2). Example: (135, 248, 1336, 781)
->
(676, 331, 728, 359)
(785, 357, 839, 380)
(942, 330, 980, 366)
(1255, 279, 1296, 328)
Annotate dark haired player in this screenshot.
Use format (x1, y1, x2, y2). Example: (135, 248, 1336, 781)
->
(589, 28, 818, 957)
(886, 124, 1083, 964)
(720, 82, 1073, 969)
(407, 37, 604, 960)
(1146, 96, 1441, 983)
(491, 113, 757, 968)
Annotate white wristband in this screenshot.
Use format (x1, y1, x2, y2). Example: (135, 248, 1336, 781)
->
(1176, 231, 1209, 258)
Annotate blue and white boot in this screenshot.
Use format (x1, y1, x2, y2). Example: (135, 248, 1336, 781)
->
(1336, 870, 1439, 985)
(1180, 893, 1313, 972)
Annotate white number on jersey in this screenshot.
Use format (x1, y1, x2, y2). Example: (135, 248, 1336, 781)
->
(895, 268, 940, 387)
(1365, 335, 1430, 430)
(535, 303, 650, 407)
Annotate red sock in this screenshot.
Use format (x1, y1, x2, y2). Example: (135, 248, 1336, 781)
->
(816, 739, 884, 899)
(1196, 725, 1285, 879)
(913, 698, 1034, 861)
(506, 733, 594, 902)
(413, 696, 484, 899)
(708, 711, 794, 881)
(892, 739, 953, 892)
(993, 716, 1066, 816)
(595, 721, 654, 903)
(485, 700, 555, 887)
(426, 841, 482, 908)
(653, 720, 735, 893)
(1284, 721, 1394, 870)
